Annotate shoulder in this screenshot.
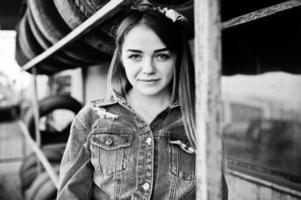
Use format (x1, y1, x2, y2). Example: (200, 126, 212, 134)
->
(89, 95, 118, 108)
(74, 95, 119, 129)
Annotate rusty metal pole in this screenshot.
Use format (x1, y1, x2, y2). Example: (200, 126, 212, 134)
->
(194, 0, 223, 199)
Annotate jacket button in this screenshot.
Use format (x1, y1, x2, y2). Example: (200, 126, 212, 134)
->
(105, 138, 113, 145)
(145, 137, 152, 144)
(142, 182, 150, 190)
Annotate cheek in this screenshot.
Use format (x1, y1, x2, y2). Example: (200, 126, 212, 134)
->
(168, 69, 174, 83)
(121, 56, 134, 78)
(164, 62, 175, 81)
(122, 61, 138, 82)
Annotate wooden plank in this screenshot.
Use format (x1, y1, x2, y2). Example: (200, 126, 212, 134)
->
(222, 0, 301, 30)
(194, 0, 223, 199)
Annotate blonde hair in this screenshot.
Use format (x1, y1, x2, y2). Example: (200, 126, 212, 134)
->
(107, 10, 196, 148)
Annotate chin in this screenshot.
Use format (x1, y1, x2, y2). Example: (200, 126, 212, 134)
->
(137, 87, 166, 97)
(140, 91, 160, 96)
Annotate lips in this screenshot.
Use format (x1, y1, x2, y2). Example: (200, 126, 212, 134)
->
(139, 79, 159, 82)
(138, 77, 160, 82)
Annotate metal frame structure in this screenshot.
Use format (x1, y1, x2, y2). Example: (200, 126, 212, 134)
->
(17, 0, 301, 199)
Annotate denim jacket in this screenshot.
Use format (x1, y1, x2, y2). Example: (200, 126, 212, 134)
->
(57, 95, 196, 200)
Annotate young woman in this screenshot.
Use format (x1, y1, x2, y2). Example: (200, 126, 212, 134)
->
(57, 3, 200, 200)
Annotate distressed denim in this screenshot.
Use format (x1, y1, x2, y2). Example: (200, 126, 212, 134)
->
(57, 95, 196, 200)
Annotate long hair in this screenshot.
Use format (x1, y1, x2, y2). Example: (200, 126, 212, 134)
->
(107, 9, 196, 148)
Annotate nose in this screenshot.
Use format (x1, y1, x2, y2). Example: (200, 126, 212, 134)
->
(141, 57, 156, 74)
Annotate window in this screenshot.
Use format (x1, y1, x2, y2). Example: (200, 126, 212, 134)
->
(222, 72, 301, 190)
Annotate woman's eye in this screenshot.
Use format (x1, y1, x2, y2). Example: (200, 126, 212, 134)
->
(155, 54, 171, 61)
(128, 54, 141, 61)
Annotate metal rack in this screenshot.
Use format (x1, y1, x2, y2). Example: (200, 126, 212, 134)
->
(18, 0, 127, 190)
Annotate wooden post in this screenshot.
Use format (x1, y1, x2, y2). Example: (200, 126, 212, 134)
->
(194, 0, 223, 199)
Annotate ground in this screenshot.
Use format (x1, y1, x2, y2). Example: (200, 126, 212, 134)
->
(0, 120, 30, 200)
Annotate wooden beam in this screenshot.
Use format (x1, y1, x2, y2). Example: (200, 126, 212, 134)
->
(222, 0, 301, 30)
(194, 0, 223, 199)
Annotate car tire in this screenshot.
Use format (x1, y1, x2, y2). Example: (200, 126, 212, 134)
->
(24, 165, 60, 200)
(19, 144, 65, 194)
(25, 95, 82, 145)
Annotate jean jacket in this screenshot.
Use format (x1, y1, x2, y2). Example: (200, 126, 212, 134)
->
(57, 95, 196, 200)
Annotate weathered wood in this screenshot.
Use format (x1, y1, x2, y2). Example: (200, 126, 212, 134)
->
(194, 0, 223, 199)
(222, 0, 301, 30)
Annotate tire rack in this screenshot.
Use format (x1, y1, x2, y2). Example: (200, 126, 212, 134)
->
(18, 0, 127, 189)
(16, 0, 301, 199)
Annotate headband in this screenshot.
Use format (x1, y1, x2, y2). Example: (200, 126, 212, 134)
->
(131, 2, 188, 23)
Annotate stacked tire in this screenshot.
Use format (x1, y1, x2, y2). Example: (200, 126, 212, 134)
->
(20, 95, 82, 199)
(15, 0, 111, 75)
(25, 167, 60, 200)
(20, 144, 64, 200)
(24, 95, 82, 145)
(15, 0, 193, 75)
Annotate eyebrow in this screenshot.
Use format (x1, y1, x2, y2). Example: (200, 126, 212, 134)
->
(126, 48, 169, 53)
(154, 48, 169, 53)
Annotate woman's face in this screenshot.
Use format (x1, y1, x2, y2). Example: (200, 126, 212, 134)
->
(121, 24, 175, 98)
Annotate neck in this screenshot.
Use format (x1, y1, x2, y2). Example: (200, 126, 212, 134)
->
(128, 89, 171, 109)
(126, 89, 171, 123)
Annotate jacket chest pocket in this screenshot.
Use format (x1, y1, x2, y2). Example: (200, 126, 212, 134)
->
(169, 139, 196, 181)
(90, 133, 133, 175)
